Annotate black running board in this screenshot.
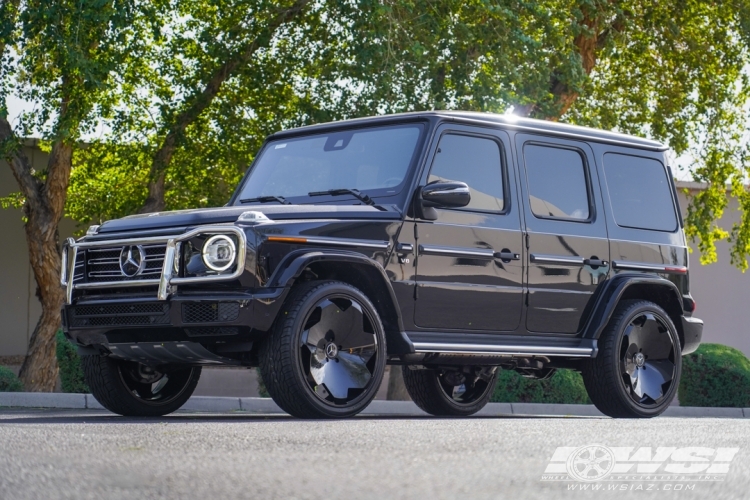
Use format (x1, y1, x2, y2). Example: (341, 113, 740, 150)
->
(405, 332, 597, 358)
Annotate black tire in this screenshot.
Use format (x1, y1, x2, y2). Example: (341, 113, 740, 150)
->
(402, 366, 498, 417)
(583, 299, 682, 418)
(259, 280, 387, 419)
(82, 355, 201, 417)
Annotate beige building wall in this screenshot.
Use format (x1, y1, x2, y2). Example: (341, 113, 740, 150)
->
(0, 148, 748, 359)
(0, 142, 76, 359)
(676, 183, 750, 358)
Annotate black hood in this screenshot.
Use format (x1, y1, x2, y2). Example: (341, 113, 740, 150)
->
(96, 204, 401, 234)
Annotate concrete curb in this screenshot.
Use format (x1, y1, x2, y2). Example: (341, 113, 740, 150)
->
(1, 392, 749, 418)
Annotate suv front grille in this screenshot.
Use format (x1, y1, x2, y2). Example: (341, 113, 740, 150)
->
(83, 244, 166, 283)
(70, 303, 170, 327)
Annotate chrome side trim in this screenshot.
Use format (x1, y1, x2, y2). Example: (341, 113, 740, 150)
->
(303, 237, 389, 250)
(530, 254, 585, 266)
(612, 261, 687, 274)
(62, 226, 247, 304)
(418, 245, 495, 260)
(412, 342, 594, 357)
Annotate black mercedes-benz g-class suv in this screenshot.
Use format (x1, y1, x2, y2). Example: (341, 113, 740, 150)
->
(61, 111, 702, 419)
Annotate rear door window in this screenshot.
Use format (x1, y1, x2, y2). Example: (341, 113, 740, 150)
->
(603, 153, 677, 232)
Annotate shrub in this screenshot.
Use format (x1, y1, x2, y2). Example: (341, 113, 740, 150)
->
(491, 368, 590, 404)
(0, 366, 23, 392)
(679, 343, 750, 408)
(256, 367, 270, 398)
(56, 331, 89, 393)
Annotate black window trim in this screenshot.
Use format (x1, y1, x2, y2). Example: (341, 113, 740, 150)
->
(522, 140, 596, 224)
(602, 151, 679, 233)
(426, 129, 511, 216)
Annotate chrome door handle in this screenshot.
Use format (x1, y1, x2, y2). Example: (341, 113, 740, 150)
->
(495, 250, 520, 262)
(396, 242, 414, 253)
(584, 257, 608, 268)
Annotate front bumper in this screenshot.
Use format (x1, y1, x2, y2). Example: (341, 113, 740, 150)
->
(62, 289, 287, 347)
(681, 316, 703, 355)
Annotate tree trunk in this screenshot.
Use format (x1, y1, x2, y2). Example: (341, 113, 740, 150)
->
(518, 4, 622, 120)
(2, 114, 73, 391)
(18, 218, 65, 391)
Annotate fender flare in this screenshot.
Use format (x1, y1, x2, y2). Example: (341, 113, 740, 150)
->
(267, 249, 414, 354)
(582, 273, 685, 343)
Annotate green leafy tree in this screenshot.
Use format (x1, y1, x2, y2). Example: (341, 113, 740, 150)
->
(68, 0, 336, 224)
(343, 0, 750, 268)
(0, 0, 164, 390)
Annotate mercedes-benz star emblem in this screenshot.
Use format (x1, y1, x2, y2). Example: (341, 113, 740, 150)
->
(119, 245, 146, 277)
(325, 342, 339, 359)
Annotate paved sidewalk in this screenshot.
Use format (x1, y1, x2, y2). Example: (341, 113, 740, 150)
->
(0, 392, 748, 418)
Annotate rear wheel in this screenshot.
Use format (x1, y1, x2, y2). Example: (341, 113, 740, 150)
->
(82, 355, 201, 417)
(259, 280, 387, 419)
(402, 366, 498, 416)
(583, 300, 681, 418)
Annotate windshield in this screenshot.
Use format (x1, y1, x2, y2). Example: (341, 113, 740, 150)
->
(235, 124, 423, 204)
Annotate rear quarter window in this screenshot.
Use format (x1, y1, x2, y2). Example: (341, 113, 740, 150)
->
(603, 153, 677, 232)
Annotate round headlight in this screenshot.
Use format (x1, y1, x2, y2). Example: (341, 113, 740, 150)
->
(202, 235, 236, 272)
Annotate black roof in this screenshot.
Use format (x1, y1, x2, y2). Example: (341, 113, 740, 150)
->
(271, 110, 667, 152)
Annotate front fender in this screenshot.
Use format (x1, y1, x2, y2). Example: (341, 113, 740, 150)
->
(267, 249, 413, 354)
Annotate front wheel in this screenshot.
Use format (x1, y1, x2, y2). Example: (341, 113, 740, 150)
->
(81, 355, 201, 417)
(583, 299, 681, 418)
(259, 281, 387, 419)
(402, 366, 498, 416)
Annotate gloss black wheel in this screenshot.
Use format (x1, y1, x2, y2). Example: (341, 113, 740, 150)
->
(402, 366, 498, 416)
(583, 300, 681, 418)
(259, 281, 386, 419)
(82, 355, 201, 417)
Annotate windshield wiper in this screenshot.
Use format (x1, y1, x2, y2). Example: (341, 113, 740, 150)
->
(240, 195, 291, 205)
(308, 188, 377, 207)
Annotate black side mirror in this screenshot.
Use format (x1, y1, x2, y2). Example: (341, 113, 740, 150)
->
(414, 181, 471, 221)
(421, 181, 471, 208)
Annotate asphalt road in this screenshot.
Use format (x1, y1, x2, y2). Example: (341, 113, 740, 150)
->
(1, 409, 749, 500)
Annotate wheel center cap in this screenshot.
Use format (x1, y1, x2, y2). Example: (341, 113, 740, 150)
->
(324, 342, 339, 359)
(634, 352, 646, 367)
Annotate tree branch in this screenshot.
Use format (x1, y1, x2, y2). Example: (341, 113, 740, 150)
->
(42, 78, 74, 222)
(0, 116, 41, 209)
(139, 0, 311, 213)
